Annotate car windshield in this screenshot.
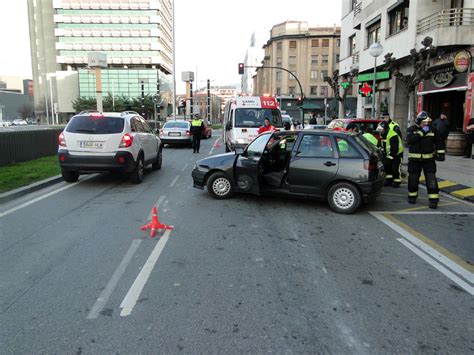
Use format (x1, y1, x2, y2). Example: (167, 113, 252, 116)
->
(66, 115, 124, 134)
(235, 108, 282, 128)
(164, 121, 189, 129)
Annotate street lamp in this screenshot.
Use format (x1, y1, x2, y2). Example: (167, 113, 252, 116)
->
(369, 42, 383, 119)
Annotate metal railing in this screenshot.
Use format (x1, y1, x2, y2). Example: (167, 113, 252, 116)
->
(0, 129, 62, 167)
(417, 8, 474, 34)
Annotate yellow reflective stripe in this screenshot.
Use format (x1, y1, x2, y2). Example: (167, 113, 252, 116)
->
(437, 150, 445, 154)
(408, 192, 418, 197)
(393, 178, 402, 183)
(428, 194, 439, 199)
(422, 153, 434, 159)
(416, 131, 424, 136)
(386, 175, 393, 178)
(387, 155, 393, 159)
(409, 153, 421, 158)
(425, 133, 435, 137)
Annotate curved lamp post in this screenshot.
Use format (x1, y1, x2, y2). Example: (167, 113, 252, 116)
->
(368, 42, 383, 119)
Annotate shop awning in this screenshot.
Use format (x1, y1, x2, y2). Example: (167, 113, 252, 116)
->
(417, 86, 468, 96)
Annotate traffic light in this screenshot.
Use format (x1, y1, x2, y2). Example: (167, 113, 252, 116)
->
(238, 63, 245, 75)
(296, 96, 303, 106)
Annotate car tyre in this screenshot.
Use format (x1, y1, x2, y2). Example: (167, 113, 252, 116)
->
(61, 169, 79, 183)
(207, 172, 234, 199)
(152, 147, 162, 170)
(130, 155, 145, 184)
(327, 182, 361, 214)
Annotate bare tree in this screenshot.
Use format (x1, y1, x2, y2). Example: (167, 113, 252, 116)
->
(18, 103, 34, 120)
(324, 69, 357, 118)
(384, 36, 436, 126)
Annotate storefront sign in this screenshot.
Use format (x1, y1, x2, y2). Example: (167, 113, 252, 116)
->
(431, 71, 455, 88)
(356, 71, 390, 82)
(453, 50, 471, 73)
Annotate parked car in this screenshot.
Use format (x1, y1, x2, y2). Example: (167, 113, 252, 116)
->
(202, 120, 213, 139)
(328, 118, 383, 140)
(160, 120, 192, 146)
(58, 112, 162, 184)
(192, 130, 385, 214)
(12, 119, 28, 126)
(304, 124, 327, 130)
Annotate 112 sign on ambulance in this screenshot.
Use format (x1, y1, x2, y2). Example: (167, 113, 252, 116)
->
(223, 96, 283, 152)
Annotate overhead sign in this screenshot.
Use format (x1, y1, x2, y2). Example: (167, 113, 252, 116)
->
(431, 72, 454, 88)
(454, 50, 471, 73)
(87, 52, 107, 68)
(356, 71, 390, 82)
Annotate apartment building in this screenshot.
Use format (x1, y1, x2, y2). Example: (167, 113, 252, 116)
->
(340, 0, 474, 133)
(27, 0, 174, 122)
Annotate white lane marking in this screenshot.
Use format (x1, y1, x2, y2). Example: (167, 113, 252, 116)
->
(87, 239, 142, 319)
(397, 238, 474, 295)
(181, 163, 189, 172)
(322, 267, 328, 274)
(371, 211, 474, 215)
(0, 175, 93, 219)
(147, 195, 166, 220)
(208, 138, 221, 155)
(120, 229, 172, 317)
(371, 212, 474, 284)
(170, 175, 180, 188)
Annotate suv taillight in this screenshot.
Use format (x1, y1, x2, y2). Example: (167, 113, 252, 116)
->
(58, 132, 67, 147)
(119, 133, 133, 148)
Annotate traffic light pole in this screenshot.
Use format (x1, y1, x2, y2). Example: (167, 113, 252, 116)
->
(243, 65, 305, 127)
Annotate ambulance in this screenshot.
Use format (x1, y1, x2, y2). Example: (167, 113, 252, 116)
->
(222, 96, 283, 152)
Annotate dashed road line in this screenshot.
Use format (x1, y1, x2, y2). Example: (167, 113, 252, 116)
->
(87, 239, 142, 319)
(170, 175, 180, 188)
(147, 195, 166, 220)
(120, 229, 172, 317)
(181, 163, 189, 172)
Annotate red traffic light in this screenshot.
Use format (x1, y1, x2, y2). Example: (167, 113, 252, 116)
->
(296, 97, 303, 106)
(238, 63, 245, 75)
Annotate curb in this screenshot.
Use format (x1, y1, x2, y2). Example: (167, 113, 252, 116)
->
(0, 175, 63, 205)
(401, 165, 474, 203)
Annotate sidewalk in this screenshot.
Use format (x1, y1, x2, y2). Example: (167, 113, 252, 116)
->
(402, 155, 474, 203)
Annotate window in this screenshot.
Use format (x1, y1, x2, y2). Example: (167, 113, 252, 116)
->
(320, 86, 328, 96)
(297, 135, 334, 158)
(310, 86, 318, 95)
(289, 71, 296, 80)
(277, 41, 282, 50)
(288, 56, 296, 65)
(66, 116, 124, 134)
(336, 137, 362, 158)
(312, 39, 319, 47)
(367, 20, 381, 47)
(322, 55, 329, 64)
(276, 87, 281, 95)
(288, 86, 295, 95)
(289, 40, 297, 49)
(388, 0, 409, 35)
(349, 34, 356, 56)
(311, 55, 319, 64)
(321, 70, 328, 80)
(350, 0, 358, 11)
(276, 57, 282, 66)
(310, 70, 318, 80)
(276, 71, 282, 81)
(336, 54, 340, 63)
(336, 39, 340, 47)
(322, 39, 329, 47)
(246, 133, 272, 158)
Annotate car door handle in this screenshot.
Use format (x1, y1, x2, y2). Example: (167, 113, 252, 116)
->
(324, 161, 336, 167)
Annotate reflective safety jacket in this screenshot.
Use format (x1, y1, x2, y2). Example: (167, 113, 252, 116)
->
(385, 128, 404, 158)
(190, 119, 204, 134)
(388, 119, 403, 139)
(406, 124, 445, 161)
(362, 132, 378, 147)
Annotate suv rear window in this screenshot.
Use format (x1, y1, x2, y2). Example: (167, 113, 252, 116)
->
(164, 121, 189, 129)
(66, 115, 124, 134)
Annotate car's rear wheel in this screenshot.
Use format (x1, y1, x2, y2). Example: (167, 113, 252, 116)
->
(152, 148, 162, 170)
(207, 172, 234, 199)
(327, 182, 361, 214)
(130, 155, 145, 184)
(61, 169, 79, 183)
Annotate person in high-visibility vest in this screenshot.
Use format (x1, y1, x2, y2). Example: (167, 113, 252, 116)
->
(362, 127, 379, 148)
(190, 114, 204, 153)
(406, 111, 445, 209)
(380, 120, 404, 188)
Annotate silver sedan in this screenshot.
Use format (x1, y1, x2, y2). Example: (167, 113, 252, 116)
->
(160, 120, 193, 146)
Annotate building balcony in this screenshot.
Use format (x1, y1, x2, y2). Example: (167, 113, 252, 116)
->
(417, 8, 474, 47)
(54, 0, 161, 11)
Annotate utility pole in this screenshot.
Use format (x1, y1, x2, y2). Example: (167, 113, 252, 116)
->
(207, 79, 211, 122)
(141, 80, 145, 118)
(189, 80, 193, 115)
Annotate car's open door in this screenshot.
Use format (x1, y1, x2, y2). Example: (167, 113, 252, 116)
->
(234, 133, 273, 194)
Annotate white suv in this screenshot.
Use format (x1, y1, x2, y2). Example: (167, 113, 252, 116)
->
(58, 112, 162, 184)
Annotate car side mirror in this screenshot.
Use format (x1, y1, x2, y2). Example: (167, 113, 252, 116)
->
(235, 147, 244, 155)
(225, 122, 232, 131)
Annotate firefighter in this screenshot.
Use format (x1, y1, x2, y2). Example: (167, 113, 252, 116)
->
(380, 121, 404, 188)
(190, 113, 204, 153)
(406, 111, 445, 209)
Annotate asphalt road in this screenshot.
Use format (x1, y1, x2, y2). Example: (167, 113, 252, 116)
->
(1, 133, 473, 354)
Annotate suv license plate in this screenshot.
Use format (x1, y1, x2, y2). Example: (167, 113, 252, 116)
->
(79, 141, 104, 149)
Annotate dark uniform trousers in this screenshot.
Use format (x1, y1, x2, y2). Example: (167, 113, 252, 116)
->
(408, 159, 439, 202)
(384, 155, 402, 185)
(192, 133, 201, 153)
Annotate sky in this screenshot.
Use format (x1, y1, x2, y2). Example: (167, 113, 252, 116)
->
(0, 0, 341, 93)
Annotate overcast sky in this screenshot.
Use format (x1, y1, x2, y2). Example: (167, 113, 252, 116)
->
(0, 0, 341, 93)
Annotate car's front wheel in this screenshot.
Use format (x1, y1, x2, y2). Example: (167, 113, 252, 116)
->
(327, 182, 361, 214)
(207, 172, 234, 199)
(61, 169, 79, 183)
(152, 148, 162, 170)
(130, 155, 145, 184)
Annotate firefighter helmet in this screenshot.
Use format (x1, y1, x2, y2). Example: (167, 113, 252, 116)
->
(416, 111, 432, 125)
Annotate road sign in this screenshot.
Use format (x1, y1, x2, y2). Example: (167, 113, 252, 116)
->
(356, 71, 390, 82)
